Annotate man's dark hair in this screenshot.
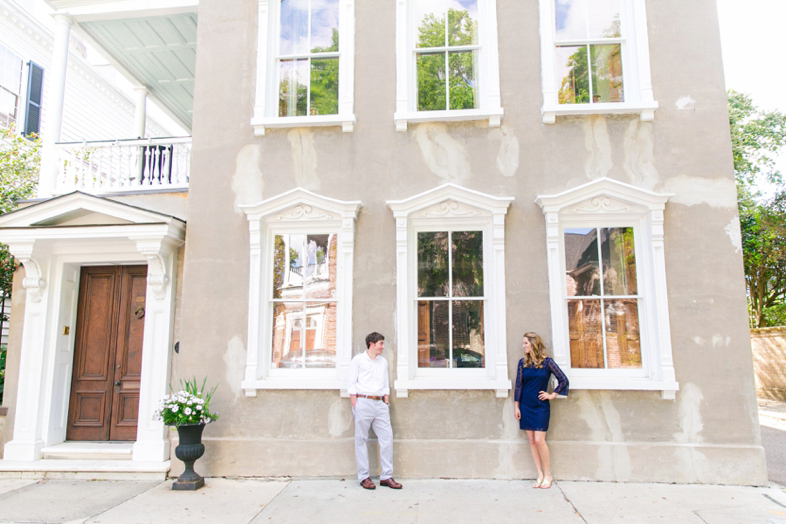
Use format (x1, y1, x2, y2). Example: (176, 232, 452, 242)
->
(366, 331, 385, 348)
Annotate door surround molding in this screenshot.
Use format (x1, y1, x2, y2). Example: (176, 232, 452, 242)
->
(0, 193, 185, 463)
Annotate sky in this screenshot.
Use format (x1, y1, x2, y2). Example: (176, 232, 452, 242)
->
(716, 0, 786, 189)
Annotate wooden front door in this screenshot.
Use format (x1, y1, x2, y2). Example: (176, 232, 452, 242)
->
(66, 265, 147, 441)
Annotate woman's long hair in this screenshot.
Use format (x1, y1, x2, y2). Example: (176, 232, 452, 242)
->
(522, 332, 547, 369)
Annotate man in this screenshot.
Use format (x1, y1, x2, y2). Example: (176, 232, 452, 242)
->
(347, 332, 402, 490)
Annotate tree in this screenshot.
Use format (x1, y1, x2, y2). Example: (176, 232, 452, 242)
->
(728, 91, 786, 327)
(0, 125, 39, 403)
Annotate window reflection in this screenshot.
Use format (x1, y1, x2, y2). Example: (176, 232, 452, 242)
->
(271, 234, 338, 369)
(565, 227, 641, 369)
(554, 0, 624, 105)
(417, 230, 485, 368)
(415, 0, 479, 111)
(278, 0, 340, 116)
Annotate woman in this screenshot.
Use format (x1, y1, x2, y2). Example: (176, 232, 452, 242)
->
(514, 332, 568, 489)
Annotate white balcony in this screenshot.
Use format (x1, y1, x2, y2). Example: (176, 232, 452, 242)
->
(53, 136, 190, 194)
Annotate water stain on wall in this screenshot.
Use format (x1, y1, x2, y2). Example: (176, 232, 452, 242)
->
(413, 123, 470, 184)
(328, 397, 352, 438)
(224, 335, 247, 401)
(673, 382, 711, 481)
(578, 391, 632, 481)
(663, 176, 737, 208)
(725, 215, 743, 253)
(623, 119, 658, 189)
(287, 129, 320, 190)
(583, 115, 613, 180)
(488, 126, 520, 178)
(232, 144, 264, 213)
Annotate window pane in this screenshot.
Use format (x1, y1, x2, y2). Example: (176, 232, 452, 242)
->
(604, 299, 641, 368)
(280, 0, 309, 56)
(279, 59, 308, 117)
(303, 302, 336, 368)
(452, 300, 484, 368)
(272, 302, 305, 368)
(452, 230, 483, 297)
(555, 0, 587, 40)
(418, 300, 449, 367)
(418, 231, 449, 297)
(309, 58, 339, 115)
(448, 1, 478, 46)
(568, 299, 604, 368)
(273, 234, 305, 299)
(601, 227, 637, 295)
(415, 0, 447, 48)
(448, 50, 477, 110)
(417, 53, 447, 111)
(565, 228, 600, 296)
(304, 234, 335, 298)
(590, 44, 624, 103)
(587, 0, 621, 38)
(310, 0, 339, 52)
(556, 46, 590, 104)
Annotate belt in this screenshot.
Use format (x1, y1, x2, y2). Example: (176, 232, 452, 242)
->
(356, 394, 384, 401)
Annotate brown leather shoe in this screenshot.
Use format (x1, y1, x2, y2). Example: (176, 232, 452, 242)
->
(380, 478, 402, 489)
(360, 477, 376, 490)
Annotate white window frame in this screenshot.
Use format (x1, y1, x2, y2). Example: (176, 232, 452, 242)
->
(394, 0, 503, 131)
(538, 0, 658, 124)
(387, 184, 513, 397)
(241, 188, 361, 394)
(251, 0, 356, 136)
(536, 177, 679, 399)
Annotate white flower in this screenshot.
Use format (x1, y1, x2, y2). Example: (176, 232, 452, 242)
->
(172, 405, 179, 413)
(196, 405, 202, 411)
(184, 407, 192, 415)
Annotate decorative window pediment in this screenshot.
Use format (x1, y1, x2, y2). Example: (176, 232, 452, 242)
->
(536, 177, 679, 399)
(240, 188, 361, 394)
(387, 184, 513, 397)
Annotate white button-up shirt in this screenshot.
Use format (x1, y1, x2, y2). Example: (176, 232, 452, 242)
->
(347, 351, 390, 396)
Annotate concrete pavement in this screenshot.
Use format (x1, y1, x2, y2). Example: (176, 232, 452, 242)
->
(1, 477, 785, 524)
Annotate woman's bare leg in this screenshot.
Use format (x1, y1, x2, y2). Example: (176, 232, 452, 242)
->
(526, 430, 544, 487)
(533, 431, 552, 487)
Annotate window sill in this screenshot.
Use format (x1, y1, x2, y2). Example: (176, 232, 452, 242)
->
(241, 376, 344, 396)
(394, 377, 512, 398)
(251, 114, 356, 136)
(541, 101, 659, 124)
(567, 376, 679, 400)
(394, 108, 504, 131)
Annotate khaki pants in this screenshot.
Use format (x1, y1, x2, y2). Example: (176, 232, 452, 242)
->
(353, 397, 394, 481)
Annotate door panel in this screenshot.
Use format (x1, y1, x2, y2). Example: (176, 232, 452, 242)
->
(66, 265, 147, 442)
(110, 266, 147, 441)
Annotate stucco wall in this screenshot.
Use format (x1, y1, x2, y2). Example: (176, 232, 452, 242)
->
(169, 0, 764, 484)
(751, 327, 786, 401)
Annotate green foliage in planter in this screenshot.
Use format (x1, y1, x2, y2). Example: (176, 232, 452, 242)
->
(154, 377, 219, 427)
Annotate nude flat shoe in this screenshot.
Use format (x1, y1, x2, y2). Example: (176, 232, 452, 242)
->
(540, 478, 553, 489)
(532, 478, 543, 488)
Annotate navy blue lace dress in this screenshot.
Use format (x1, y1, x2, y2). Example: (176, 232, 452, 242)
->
(514, 357, 569, 431)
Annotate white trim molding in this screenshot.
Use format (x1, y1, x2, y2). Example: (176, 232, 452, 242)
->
(538, 0, 658, 124)
(240, 188, 361, 395)
(394, 0, 503, 131)
(387, 184, 513, 397)
(251, 0, 356, 136)
(535, 178, 679, 399)
(0, 192, 185, 463)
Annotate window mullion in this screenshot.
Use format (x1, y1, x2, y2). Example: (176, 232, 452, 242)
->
(596, 228, 609, 368)
(448, 230, 454, 368)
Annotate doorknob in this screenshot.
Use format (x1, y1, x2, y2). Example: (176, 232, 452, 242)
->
(114, 380, 122, 387)
(134, 305, 145, 319)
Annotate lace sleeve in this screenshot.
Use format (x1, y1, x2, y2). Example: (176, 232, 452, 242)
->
(514, 359, 524, 402)
(546, 358, 569, 396)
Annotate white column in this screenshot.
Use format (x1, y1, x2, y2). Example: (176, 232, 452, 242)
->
(38, 14, 73, 198)
(134, 87, 148, 138)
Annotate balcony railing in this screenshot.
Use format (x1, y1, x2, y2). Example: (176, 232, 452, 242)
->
(54, 136, 191, 193)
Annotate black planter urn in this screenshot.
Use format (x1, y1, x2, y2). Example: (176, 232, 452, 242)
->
(172, 423, 206, 490)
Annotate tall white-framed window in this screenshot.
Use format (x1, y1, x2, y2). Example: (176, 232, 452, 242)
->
(536, 177, 679, 399)
(394, 0, 503, 131)
(0, 43, 24, 128)
(538, 0, 658, 124)
(241, 188, 361, 394)
(387, 183, 513, 397)
(251, 0, 356, 135)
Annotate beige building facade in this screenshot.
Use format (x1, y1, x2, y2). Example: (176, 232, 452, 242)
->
(0, 0, 766, 485)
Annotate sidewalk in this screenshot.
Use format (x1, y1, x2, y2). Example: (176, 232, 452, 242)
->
(1, 477, 785, 524)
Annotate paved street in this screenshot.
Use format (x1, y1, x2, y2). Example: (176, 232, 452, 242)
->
(0, 400, 783, 524)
